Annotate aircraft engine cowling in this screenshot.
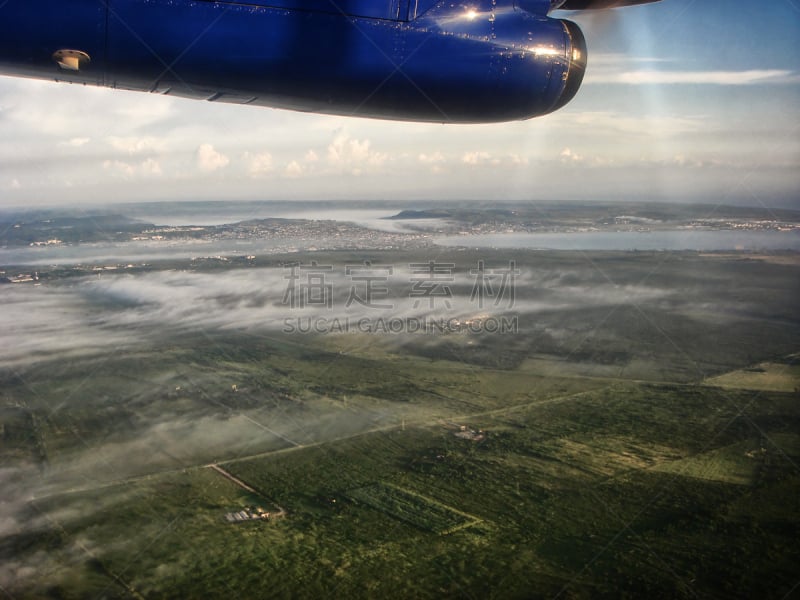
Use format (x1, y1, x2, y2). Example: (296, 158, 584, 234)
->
(399, 4, 591, 121)
(0, 0, 592, 123)
(545, 19, 588, 114)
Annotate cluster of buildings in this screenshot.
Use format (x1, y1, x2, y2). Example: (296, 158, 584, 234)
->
(28, 238, 63, 246)
(224, 506, 273, 523)
(454, 426, 487, 443)
(443, 422, 487, 443)
(0, 271, 38, 284)
(682, 219, 800, 232)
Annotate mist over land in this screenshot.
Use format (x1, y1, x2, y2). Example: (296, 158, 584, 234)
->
(1, 200, 799, 598)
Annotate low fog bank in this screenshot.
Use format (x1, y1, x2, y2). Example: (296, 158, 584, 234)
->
(3, 257, 795, 375)
(0, 266, 683, 368)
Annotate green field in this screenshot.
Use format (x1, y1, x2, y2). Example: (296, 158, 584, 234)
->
(705, 360, 800, 392)
(346, 482, 481, 534)
(2, 248, 799, 598)
(3, 373, 800, 599)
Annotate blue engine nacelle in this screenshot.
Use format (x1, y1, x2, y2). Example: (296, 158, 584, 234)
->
(0, 0, 588, 123)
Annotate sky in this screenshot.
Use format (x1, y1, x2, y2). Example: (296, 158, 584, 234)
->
(0, 0, 798, 210)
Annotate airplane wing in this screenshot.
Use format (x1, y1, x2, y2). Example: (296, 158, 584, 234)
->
(0, 0, 661, 123)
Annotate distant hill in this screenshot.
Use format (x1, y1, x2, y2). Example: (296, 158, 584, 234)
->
(0, 214, 154, 246)
(386, 203, 800, 227)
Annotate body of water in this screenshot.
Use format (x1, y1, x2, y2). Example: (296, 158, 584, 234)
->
(435, 229, 800, 251)
(120, 202, 442, 233)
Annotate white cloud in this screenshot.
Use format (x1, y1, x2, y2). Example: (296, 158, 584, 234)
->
(461, 151, 526, 168)
(418, 151, 446, 164)
(60, 137, 91, 148)
(10, 178, 21, 189)
(141, 158, 163, 176)
(0, 79, 175, 137)
(103, 159, 135, 178)
(111, 92, 175, 123)
(587, 69, 795, 86)
(196, 143, 229, 172)
(462, 151, 490, 165)
(304, 149, 319, 163)
(560, 147, 583, 163)
(588, 53, 673, 66)
(102, 158, 163, 179)
(244, 151, 273, 177)
(326, 133, 387, 175)
(108, 136, 166, 155)
(665, 154, 722, 169)
(419, 152, 447, 173)
(284, 160, 304, 178)
(552, 111, 706, 137)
